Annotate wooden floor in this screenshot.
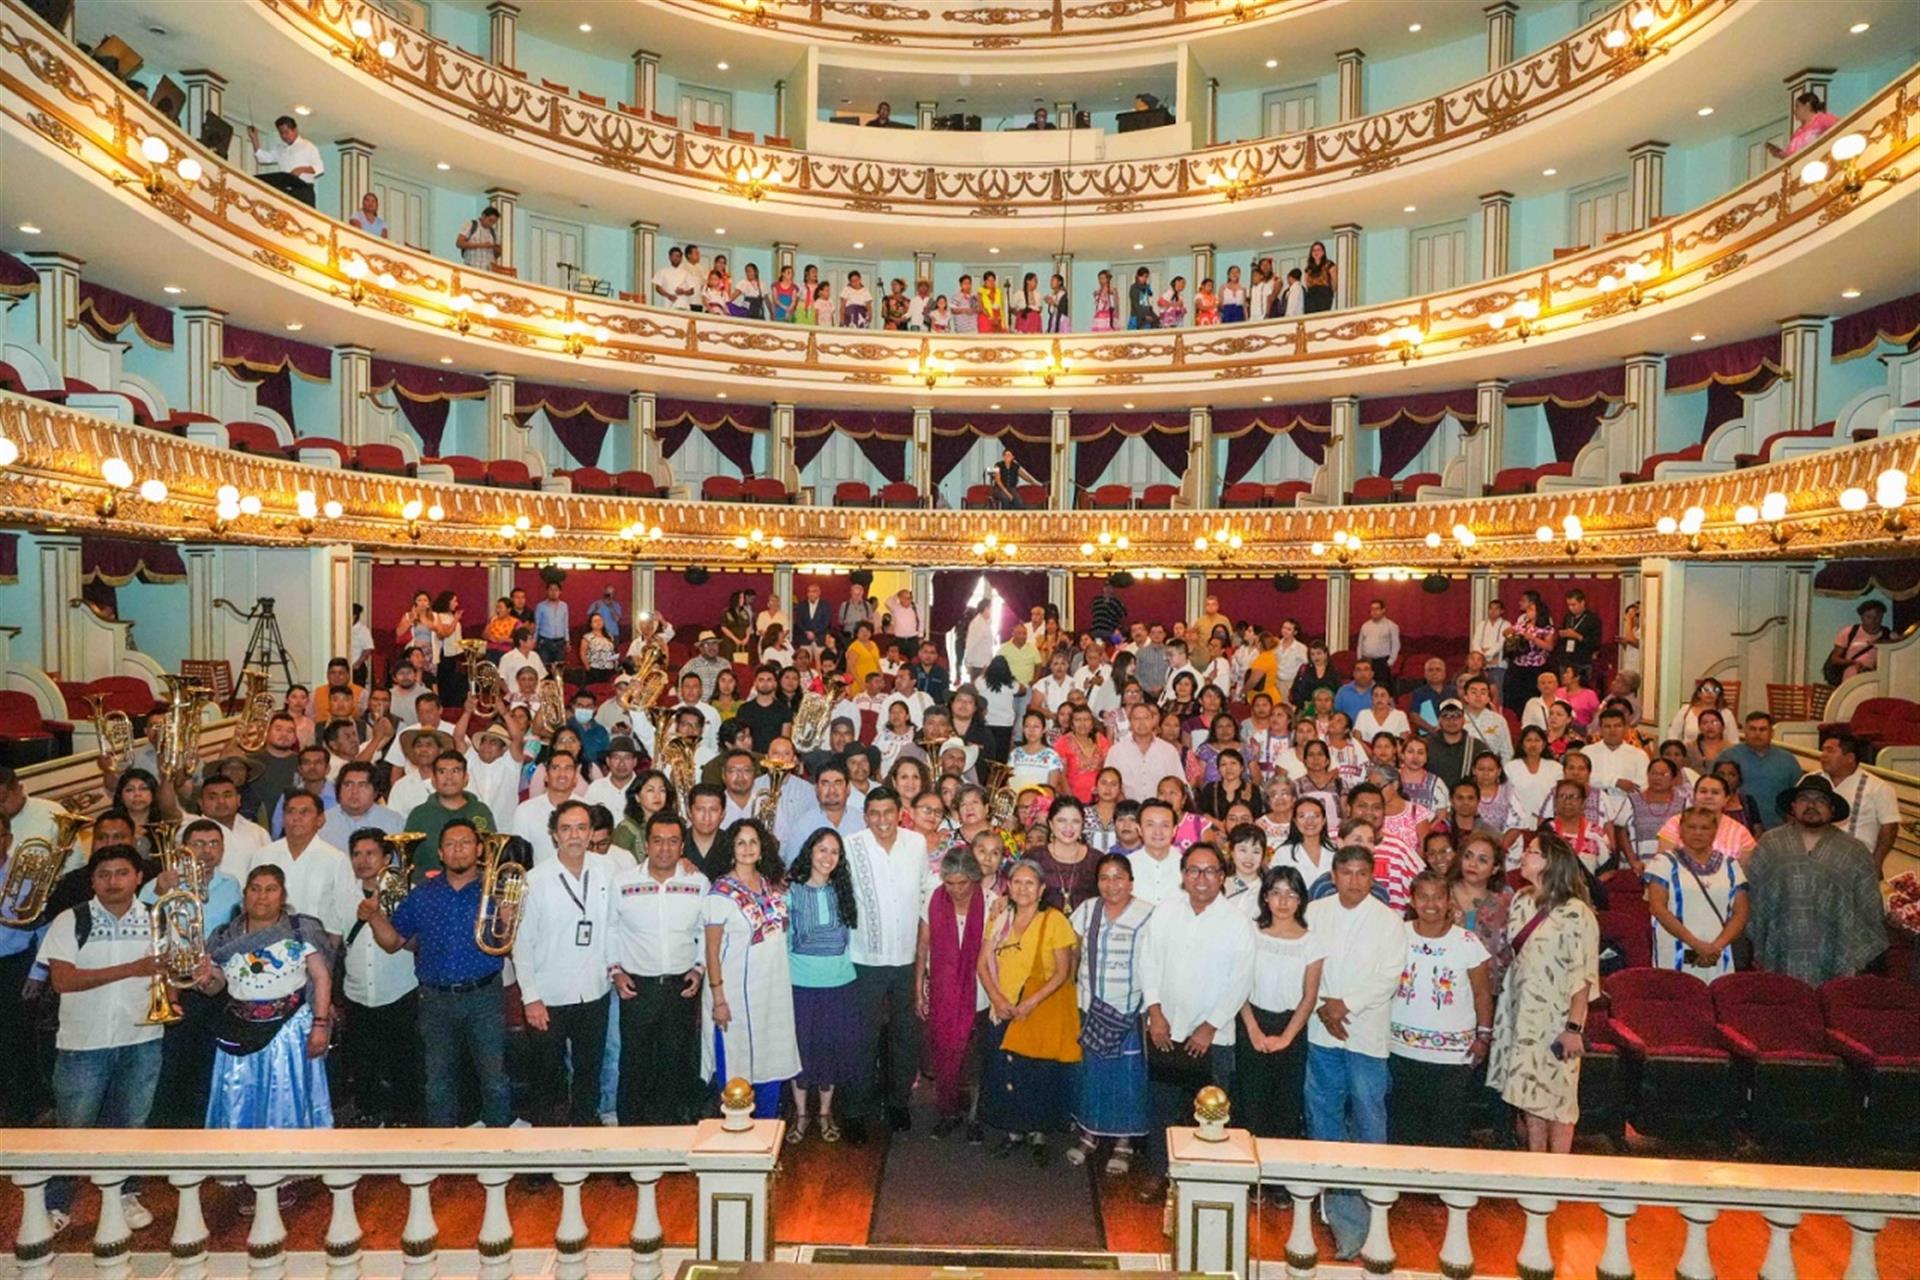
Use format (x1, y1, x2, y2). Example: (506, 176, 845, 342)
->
(5, 1131, 1917, 1277)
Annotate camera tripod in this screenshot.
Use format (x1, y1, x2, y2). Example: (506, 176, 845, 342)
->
(214, 596, 297, 694)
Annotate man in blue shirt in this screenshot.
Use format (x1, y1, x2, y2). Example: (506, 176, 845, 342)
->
(1718, 711, 1807, 826)
(319, 761, 403, 849)
(586, 586, 624, 643)
(534, 582, 571, 669)
(912, 642, 951, 704)
(362, 818, 511, 1127)
(1334, 658, 1382, 723)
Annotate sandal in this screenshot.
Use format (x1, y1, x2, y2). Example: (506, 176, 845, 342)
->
(786, 1114, 810, 1144)
(1064, 1138, 1095, 1167)
(820, 1117, 842, 1143)
(1105, 1146, 1133, 1176)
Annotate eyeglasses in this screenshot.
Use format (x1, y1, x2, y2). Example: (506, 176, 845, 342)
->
(1184, 865, 1223, 878)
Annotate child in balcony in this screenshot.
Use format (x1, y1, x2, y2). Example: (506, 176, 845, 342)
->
(951, 275, 980, 334)
(1091, 270, 1118, 332)
(1046, 273, 1070, 332)
(1126, 267, 1156, 329)
(734, 263, 765, 319)
(978, 270, 1006, 333)
(1156, 275, 1188, 328)
(703, 270, 731, 315)
(1220, 266, 1247, 324)
(840, 271, 873, 328)
(929, 294, 952, 333)
(1194, 277, 1219, 325)
(770, 265, 800, 322)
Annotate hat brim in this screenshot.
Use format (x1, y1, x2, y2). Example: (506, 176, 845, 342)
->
(1774, 780, 1850, 823)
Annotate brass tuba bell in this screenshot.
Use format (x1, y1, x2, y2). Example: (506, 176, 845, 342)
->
(378, 832, 428, 915)
(140, 887, 206, 1025)
(233, 671, 276, 753)
(462, 640, 504, 719)
(84, 693, 136, 774)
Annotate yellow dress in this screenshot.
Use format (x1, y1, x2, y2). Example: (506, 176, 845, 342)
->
(978, 283, 1005, 332)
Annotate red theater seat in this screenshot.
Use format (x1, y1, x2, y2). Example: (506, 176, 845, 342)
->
(1346, 475, 1395, 504)
(568, 466, 614, 494)
(485, 459, 535, 489)
(224, 421, 283, 454)
(1268, 481, 1311, 508)
(834, 481, 874, 507)
(745, 476, 792, 505)
(432, 454, 486, 485)
(1090, 484, 1133, 510)
(963, 484, 993, 508)
(1821, 976, 1920, 1142)
(614, 469, 661, 498)
(1604, 969, 1733, 1140)
(1018, 483, 1049, 508)
(289, 437, 351, 465)
(1220, 482, 1266, 508)
(1712, 971, 1855, 1148)
(1139, 483, 1180, 510)
(1852, 697, 1920, 747)
(878, 482, 921, 509)
(701, 475, 744, 502)
(354, 444, 414, 477)
(1396, 471, 1440, 498)
(0, 691, 66, 767)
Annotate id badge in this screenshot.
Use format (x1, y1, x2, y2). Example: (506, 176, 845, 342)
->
(575, 920, 594, 948)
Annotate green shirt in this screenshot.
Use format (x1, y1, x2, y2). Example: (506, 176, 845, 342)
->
(402, 792, 496, 874)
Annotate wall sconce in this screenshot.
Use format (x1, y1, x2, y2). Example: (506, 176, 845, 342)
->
(0, 430, 19, 467)
(275, 489, 323, 537)
(208, 484, 259, 533)
(730, 159, 775, 202)
(69, 456, 167, 518)
(334, 258, 395, 306)
(619, 522, 665, 542)
(1656, 505, 1711, 553)
(498, 515, 554, 553)
(1488, 299, 1541, 341)
(347, 15, 398, 67)
(1203, 162, 1256, 202)
(562, 320, 610, 358)
(402, 497, 445, 542)
(1311, 529, 1363, 566)
(1425, 523, 1479, 561)
(1193, 527, 1245, 564)
(1602, 5, 1657, 57)
(1733, 490, 1801, 547)
(731, 528, 786, 561)
(1078, 530, 1130, 568)
(448, 294, 498, 333)
(1597, 261, 1653, 308)
(1025, 352, 1071, 388)
(855, 528, 898, 561)
(1377, 325, 1425, 364)
(1799, 133, 1896, 195)
(1845, 468, 1910, 539)
(116, 134, 202, 196)
(907, 356, 955, 390)
(970, 532, 1016, 564)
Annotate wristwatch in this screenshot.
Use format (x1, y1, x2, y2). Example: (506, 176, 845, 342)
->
(1564, 1019, 1584, 1034)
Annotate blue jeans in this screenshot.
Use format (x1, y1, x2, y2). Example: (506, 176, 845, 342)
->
(419, 979, 512, 1127)
(1305, 1044, 1391, 1257)
(49, 1040, 162, 1212)
(536, 638, 568, 669)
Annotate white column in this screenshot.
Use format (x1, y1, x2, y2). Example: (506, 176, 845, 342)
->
(1335, 49, 1365, 121)
(486, 1, 518, 68)
(1623, 353, 1665, 477)
(485, 188, 518, 273)
(23, 251, 83, 378)
(486, 372, 517, 459)
(629, 1171, 665, 1280)
(633, 50, 660, 114)
(1051, 251, 1073, 304)
(1048, 569, 1071, 621)
(630, 390, 658, 476)
(1049, 407, 1072, 510)
(37, 535, 82, 681)
(184, 545, 222, 662)
(1469, 568, 1495, 626)
(1778, 315, 1828, 434)
(914, 251, 936, 287)
(1784, 67, 1835, 123)
(1187, 406, 1213, 508)
(1054, 99, 1075, 126)
(771, 402, 798, 491)
(334, 138, 376, 223)
(631, 221, 657, 300)
(911, 406, 933, 497)
(1185, 571, 1206, 625)
(1468, 379, 1507, 495)
(1205, 77, 1220, 145)
(178, 306, 226, 419)
(1782, 562, 1816, 685)
(180, 69, 227, 149)
(1190, 244, 1215, 292)
(691, 1121, 781, 1261)
(1327, 395, 1360, 501)
(487, 559, 516, 606)
(1326, 570, 1353, 652)
(1330, 224, 1360, 309)
(322, 1174, 363, 1280)
(331, 344, 373, 447)
(774, 242, 798, 278)
(1485, 1, 1518, 70)
(1628, 140, 1668, 231)
(172, 1175, 211, 1280)
(634, 565, 657, 620)
(1168, 1130, 1258, 1276)
(1479, 190, 1512, 280)
(351, 552, 374, 634)
(399, 1172, 438, 1280)
(916, 100, 938, 131)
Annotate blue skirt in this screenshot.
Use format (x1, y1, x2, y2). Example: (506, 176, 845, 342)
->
(981, 1018, 1072, 1134)
(1072, 1020, 1148, 1137)
(792, 982, 863, 1088)
(1220, 304, 1247, 324)
(206, 1004, 334, 1130)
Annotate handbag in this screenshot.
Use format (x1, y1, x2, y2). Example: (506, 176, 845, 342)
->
(1502, 632, 1530, 660)
(1673, 856, 1750, 971)
(998, 910, 1083, 1063)
(1078, 903, 1136, 1057)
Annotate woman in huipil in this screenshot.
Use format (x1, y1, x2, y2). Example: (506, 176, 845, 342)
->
(702, 819, 800, 1118)
(1067, 853, 1152, 1171)
(916, 846, 994, 1139)
(1090, 270, 1118, 332)
(979, 858, 1081, 1162)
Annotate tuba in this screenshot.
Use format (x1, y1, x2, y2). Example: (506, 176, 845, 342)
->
(462, 640, 503, 718)
(377, 832, 428, 915)
(155, 675, 211, 791)
(473, 832, 528, 956)
(620, 641, 671, 715)
(531, 674, 567, 740)
(755, 756, 795, 825)
(85, 693, 136, 773)
(140, 887, 206, 1025)
(0, 794, 93, 929)
(790, 684, 837, 755)
(233, 671, 276, 753)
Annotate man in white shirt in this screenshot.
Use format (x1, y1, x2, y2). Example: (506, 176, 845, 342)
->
(1458, 676, 1513, 762)
(1816, 732, 1901, 869)
(319, 761, 403, 850)
(1128, 799, 1186, 906)
(1584, 709, 1650, 793)
(183, 772, 269, 885)
(512, 800, 614, 1125)
(843, 786, 930, 1142)
(585, 736, 641, 814)
(512, 750, 581, 867)
(386, 696, 451, 767)
(609, 811, 708, 1124)
(718, 750, 762, 827)
(386, 726, 450, 817)
(340, 830, 422, 1126)
(1472, 600, 1512, 691)
(1030, 650, 1079, 717)
(462, 723, 522, 826)
(962, 602, 999, 681)
(1136, 842, 1255, 1187)
(496, 628, 547, 690)
(252, 790, 358, 943)
(248, 114, 324, 205)
(1108, 702, 1186, 803)
(1304, 846, 1406, 1261)
(1354, 599, 1402, 673)
(1521, 670, 1560, 733)
(650, 245, 697, 310)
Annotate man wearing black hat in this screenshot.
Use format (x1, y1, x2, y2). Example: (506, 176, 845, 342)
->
(1746, 775, 1885, 985)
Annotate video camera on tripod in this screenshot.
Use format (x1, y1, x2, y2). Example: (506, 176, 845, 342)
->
(214, 595, 296, 693)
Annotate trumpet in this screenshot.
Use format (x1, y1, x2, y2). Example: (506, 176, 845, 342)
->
(473, 832, 527, 956)
(140, 887, 206, 1025)
(462, 640, 503, 718)
(233, 671, 275, 753)
(85, 693, 136, 773)
(378, 832, 428, 915)
(531, 674, 567, 740)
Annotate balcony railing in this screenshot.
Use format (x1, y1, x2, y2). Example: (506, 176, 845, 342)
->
(658, 0, 1322, 51)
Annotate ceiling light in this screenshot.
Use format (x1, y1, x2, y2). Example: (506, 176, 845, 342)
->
(578, 22, 592, 32)
(1541, 167, 1557, 176)
(285, 321, 304, 331)
(852, 241, 864, 249)
(293, 105, 311, 117)
(0, 435, 17, 467)
(1265, 58, 1277, 68)
(1403, 204, 1416, 212)
(989, 403, 1001, 410)
(989, 247, 1000, 254)
(716, 392, 727, 399)
(17, 222, 41, 234)
(141, 135, 169, 163)
(323, 500, 343, 519)
(1696, 106, 1713, 117)
(1832, 132, 1867, 161)
(439, 356, 453, 364)
(1262, 229, 1273, 237)
(162, 285, 183, 295)
(1689, 332, 1706, 342)
(1408, 22, 1422, 32)
(1261, 395, 1273, 403)
(1850, 21, 1870, 34)
(717, 61, 729, 70)
(101, 457, 134, 489)
(1132, 242, 1144, 251)
(1839, 487, 1870, 511)
(714, 227, 727, 235)
(436, 162, 450, 171)
(138, 479, 168, 504)
(1841, 288, 1861, 299)
(1122, 402, 1135, 409)
(1799, 158, 1830, 185)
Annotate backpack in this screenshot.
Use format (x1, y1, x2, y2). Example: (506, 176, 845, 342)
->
(1822, 624, 1864, 685)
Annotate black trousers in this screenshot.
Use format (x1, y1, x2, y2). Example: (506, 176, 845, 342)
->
(257, 172, 317, 206)
(616, 972, 701, 1125)
(529, 992, 610, 1126)
(0, 949, 52, 1125)
(1387, 1054, 1474, 1147)
(150, 988, 220, 1128)
(342, 989, 424, 1126)
(852, 963, 919, 1120)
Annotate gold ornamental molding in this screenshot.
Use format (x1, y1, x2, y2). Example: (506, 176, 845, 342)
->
(3, 391, 1915, 571)
(259, 0, 1720, 220)
(2, 5, 1914, 407)
(665, 0, 1323, 51)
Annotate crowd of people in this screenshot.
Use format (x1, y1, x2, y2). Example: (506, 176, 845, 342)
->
(0, 575, 1897, 1256)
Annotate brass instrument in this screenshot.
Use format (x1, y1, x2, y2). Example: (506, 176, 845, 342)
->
(147, 817, 189, 890)
(84, 692, 136, 773)
(652, 707, 698, 801)
(790, 681, 837, 754)
(0, 795, 93, 929)
(755, 757, 795, 825)
(462, 640, 503, 718)
(233, 671, 276, 753)
(377, 832, 428, 915)
(155, 675, 212, 791)
(620, 641, 670, 714)
(473, 832, 527, 957)
(140, 887, 206, 1025)
(530, 674, 567, 740)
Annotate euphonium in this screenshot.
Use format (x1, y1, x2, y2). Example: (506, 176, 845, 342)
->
(378, 832, 428, 915)
(84, 693, 136, 773)
(473, 832, 527, 957)
(147, 819, 189, 893)
(155, 675, 210, 791)
(755, 756, 795, 825)
(140, 887, 206, 1025)
(790, 689, 834, 754)
(233, 671, 275, 753)
(462, 640, 503, 718)
(0, 837, 61, 928)
(620, 642, 671, 714)
(531, 674, 567, 740)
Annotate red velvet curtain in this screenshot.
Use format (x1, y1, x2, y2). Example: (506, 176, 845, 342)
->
(1832, 292, 1920, 361)
(227, 365, 296, 432)
(1069, 572, 1186, 632)
(77, 280, 174, 348)
(793, 408, 912, 479)
(221, 326, 332, 380)
(656, 399, 768, 476)
(1346, 576, 1472, 654)
(1665, 336, 1781, 393)
(1508, 367, 1628, 462)
(1361, 390, 1478, 479)
(931, 411, 1052, 488)
(1214, 404, 1331, 484)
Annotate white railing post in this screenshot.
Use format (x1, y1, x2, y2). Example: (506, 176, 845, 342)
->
(1515, 1195, 1557, 1280)
(1438, 1191, 1477, 1279)
(322, 1173, 362, 1280)
(1676, 1205, 1719, 1280)
(89, 1173, 131, 1280)
(1167, 1106, 1259, 1279)
(630, 1170, 665, 1280)
(1359, 1188, 1399, 1275)
(476, 1171, 515, 1280)
(1843, 1212, 1886, 1280)
(170, 1174, 210, 1280)
(1759, 1209, 1802, 1280)
(246, 1175, 287, 1280)
(1283, 1182, 1322, 1279)
(11, 1175, 55, 1280)
(1598, 1199, 1637, 1280)
(555, 1170, 590, 1280)
(690, 1108, 783, 1263)
(399, 1172, 439, 1279)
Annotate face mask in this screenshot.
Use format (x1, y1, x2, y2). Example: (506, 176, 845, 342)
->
(574, 708, 592, 724)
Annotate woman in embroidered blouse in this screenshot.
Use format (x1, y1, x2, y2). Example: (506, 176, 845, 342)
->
(785, 829, 859, 1142)
(703, 819, 799, 1119)
(1626, 757, 1689, 861)
(196, 865, 335, 1130)
(1046, 273, 1070, 332)
(1503, 592, 1557, 714)
(1653, 772, 1755, 863)
(979, 858, 1081, 1162)
(1193, 277, 1220, 325)
(1449, 832, 1515, 996)
(881, 278, 910, 330)
(1156, 275, 1188, 327)
(482, 596, 517, 656)
(1294, 741, 1346, 822)
(874, 699, 919, 778)
(1012, 272, 1044, 333)
(1644, 807, 1749, 984)
(839, 271, 873, 328)
(1236, 865, 1324, 1139)
(916, 845, 994, 1139)
(769, 265, 800, 322)
(978, 271, 1006, 333)
(1256, 775, 1297, 851)
(1008, 710, 1067, 797)
(1090, 269, 1118, 332)
(1543, 780, 1616, 876)
(1469, 751, 1520, 845)
(1302, 240, 1337, 313)
(1219, 265, 1248, 324)
(1067, 853, 1151, 1170)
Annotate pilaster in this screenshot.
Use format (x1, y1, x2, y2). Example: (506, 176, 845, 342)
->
(1187, 406, 1213, 508)
(911, 407, 933, 496)
(1049, 408, 1072, 511)
(1778, 315, 1828, 434)
(23, 251, 83, 377)
(1469, 379, 1508, 495)
(1205, 77, 1220, 145)
(483, 188, 518, 272)
(1185, 571, 1206, 627)
(1468, 568, 1495, 624)
(1048, 569, 1071, 620)
(771, 402, 798, 491)
(36, 535, 84, 679)
(774, 243, 798, 279)
(1782, 562, 1816, 682)
(488, 559, 516, 605)
(1051, 252, 1073, 304)
(351, 551, 374, 625)
(485, 373, 517, 460)
(330, 344, 372, 447)
(1327, 395, 1360, 501)
(1335, 50, 1365, 122)
(1622, 354, 1665, 476)
(180, 69, 227, 151)
(1484, 1, 1518, 71)
(914, 251, 936, 287)
(1330, 225, 1360, 309)
(178, 306, 226, 420)
(633, 565, 656, 621)
(333, 138, 376, 223)
(630, 221, 658, 299)
(915, 101, 937, 131)
(630, 391, 658, 476)
(1479, 191, 1512, 280)
(633, 50, 660, 115)
(1325, 571, 1353, 653)
(486, 1, 518, 69)
(1190, 244, 1215, 293)
(1783, 68, 1835, 123)
(1628, 140, 1668, 231)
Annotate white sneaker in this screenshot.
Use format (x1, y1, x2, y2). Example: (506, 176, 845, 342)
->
(120, 1194, 153, 1230)
(47, 1209, 71, 1236)
(599, 1110, 619, 1127)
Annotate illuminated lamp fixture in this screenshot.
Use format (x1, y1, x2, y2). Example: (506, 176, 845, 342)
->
(117, 133, 202, 196)
(277, 489, 324, 537)
(1376, 324, 1426, 365)
(1732, 490, 1800, 547)
(619, 522, 665, 543)
(855, 528, 898, 561)
(1596, 260, 1654, 308)
(347, 14, 398, 67)
(1655, 504, 1711, 553)
(1078, 530, 1131, 568)
(1602, 5, 1657, 57)
(448, 293, 476, 334)
(1800, 132, 1896, 195)
(67, 456, 166, 519)
(906, 355, 955, 390)
(498, 514, 553, 553)
(1311, 529, 1363, 566)
(561, 319, 611, 358)
(731, 528, 786, 562)
(737, 0, 775, 26)
(729, 158, 776, 202)
(401, 497, 445, 543)
(1873, 467, 1910, 539)
(1551, 513, 1586, 558)
(969, 531, 1016, 565)
(1203, 162, 1257, 202)
(1193, 527, 1245, 565)
(1488, 298, 1542, 341)
(0, 429, 19, 468)
(1025, 349, 1072, 388)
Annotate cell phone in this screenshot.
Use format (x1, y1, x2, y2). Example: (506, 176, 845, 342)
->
(1549, 1038, 1567, 1061)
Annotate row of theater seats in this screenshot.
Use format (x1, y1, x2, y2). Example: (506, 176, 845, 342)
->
(0, 676, 162, 767)
(1584, 970, 1919, 1151)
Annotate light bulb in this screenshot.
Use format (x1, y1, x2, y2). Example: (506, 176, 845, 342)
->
(427, 504, 445, 522)
(539, 524, 555, 539)
(1629, 6, 1655, 29)
(451, 294, 472, 312)
(1081, 543, 1094, 556)
(1348, 534, 1362, 549)
(1536, 525, 1555, 543)
(1562, 515, 1583, 539)
(101, 457, 134, 488)
(1424, 532, 1442, 548)
(1656, 515, 1678, 535)
(344, 259, 368, 280)
(1333, 530, 1350, 547)
(1516, 300, 1541, 320)
(1680, 506, 1706, 534)
(140, 135, 169, 163)
(217, 484, 240, 504)
(1604, 28, 1628, 49)
(1192, 536, 1208, 552)
(216, 500, 240, 522)
(1624, 262, 1650, 284)
(176, 157, 202, 184)
(376, 272, 396, 289)
(594, 327, 611, 344)
(1310, 542, 1326, 557)
(138, 479, 168, 503)
(1453, 524, 1475, 546)
(1831, 133, 1866, 162)
(1799, 159, 1830, 185)
(350, 16, 374, 38)
(0, 435, 16, 467)
(1734, 504, 1759, 526)
(1598, 275, 1619, 293)
(296, 490, 318, 517)
(402, 500, 423, 520)
(1760, 492, 1788, 522)
(481, 303, 499, 319)
(1003, 543, 1017, 556)
(376, 39, 397, 58)
(239, 495, 262, 516)
(1875, 468, 1909, 509)
(499, 523, 515, 539)
(515, 515, 531, 530)
(1839, 487, 1869, 512)
(1487, 312, 1505, 331)
(323, 500, 343, 519)
(771, 536, 787, 550)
